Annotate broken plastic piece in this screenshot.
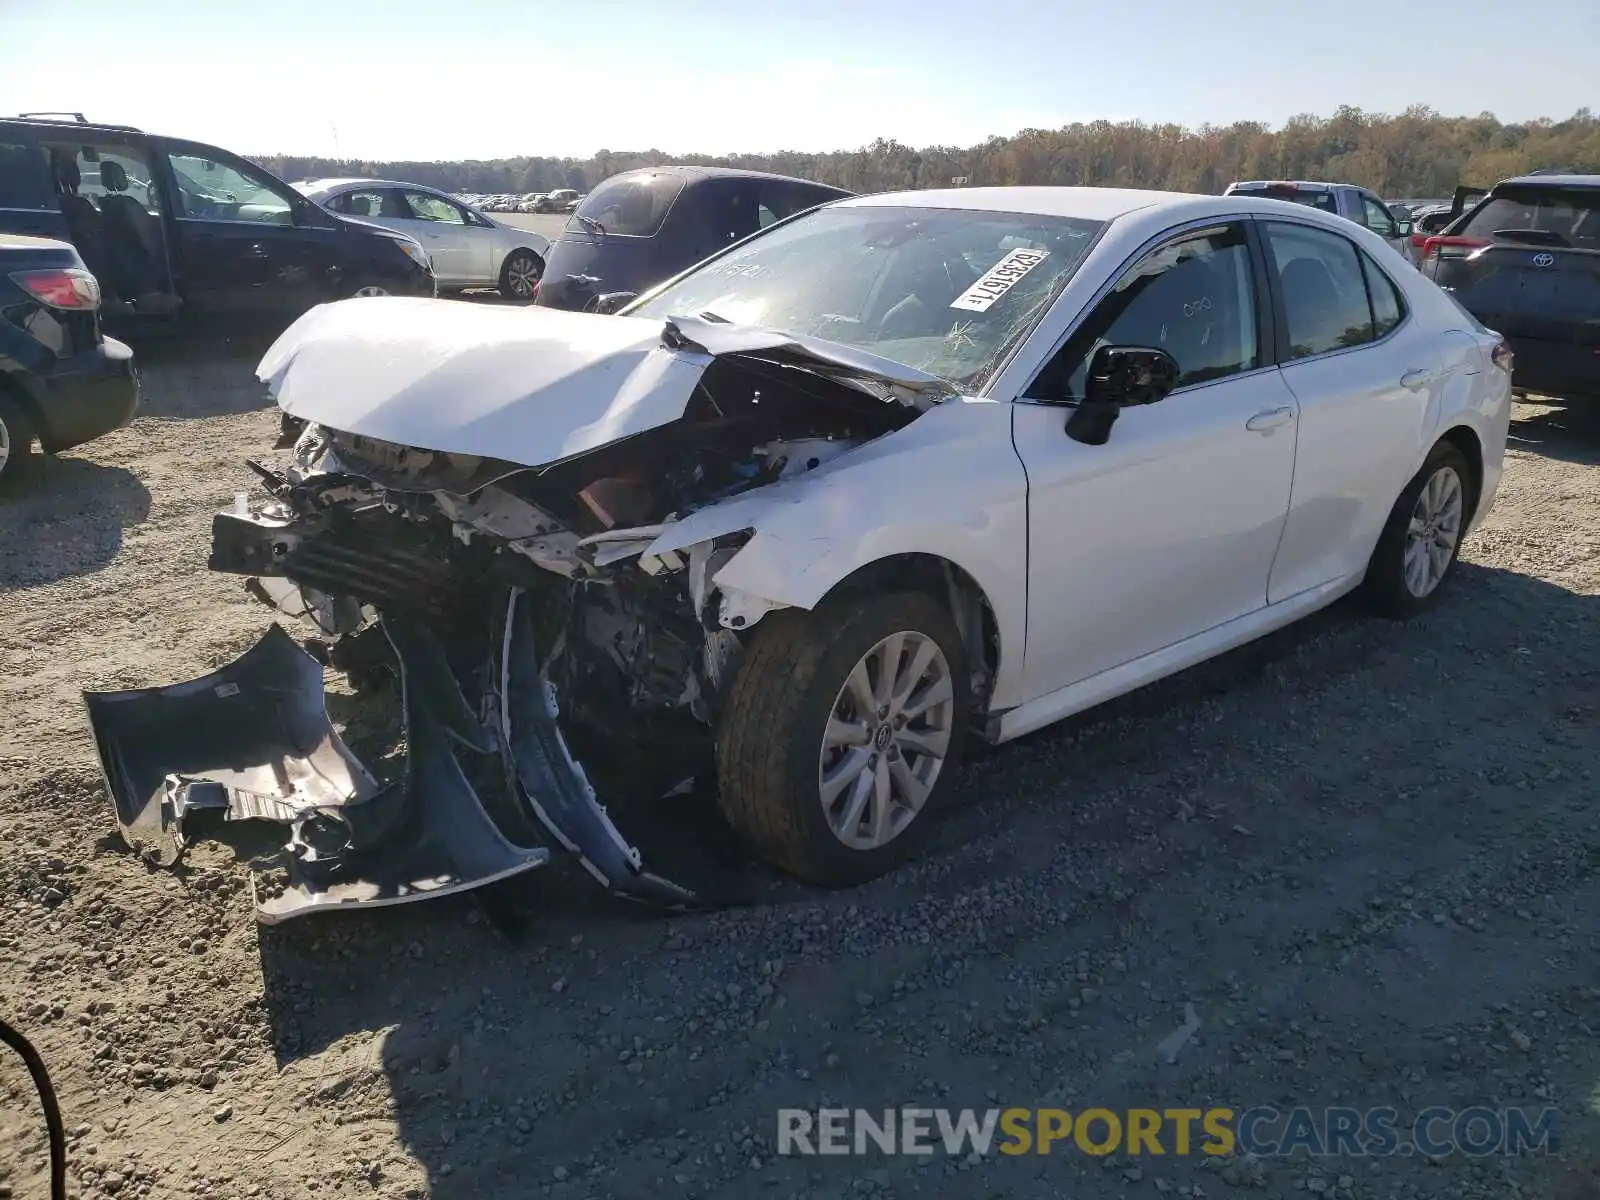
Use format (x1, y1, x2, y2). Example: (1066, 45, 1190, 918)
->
(83, 624, 550, 923)
(500, 587, 698, 908)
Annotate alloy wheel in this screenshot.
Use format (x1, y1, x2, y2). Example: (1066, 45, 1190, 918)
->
(1403, 464, 1464, 598)
(506, 254, 541, 298)
(352, 285, 390, 298)
(818, 630, 955, 851)
(0, 411, 10, 477)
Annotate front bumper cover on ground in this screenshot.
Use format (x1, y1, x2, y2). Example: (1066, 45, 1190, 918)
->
(83, 595, 703, 922)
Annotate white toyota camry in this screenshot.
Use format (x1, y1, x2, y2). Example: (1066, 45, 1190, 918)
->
(87, 187, 1513, 921)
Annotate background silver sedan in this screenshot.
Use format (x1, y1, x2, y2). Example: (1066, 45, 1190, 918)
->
(294, 178, 550, 300)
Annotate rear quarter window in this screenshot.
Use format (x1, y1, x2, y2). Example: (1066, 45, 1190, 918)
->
(0, 140, 54, 210)
(568, 173, 688, 237)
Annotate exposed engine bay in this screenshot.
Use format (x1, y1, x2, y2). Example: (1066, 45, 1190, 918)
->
(84, 317, 958, 922)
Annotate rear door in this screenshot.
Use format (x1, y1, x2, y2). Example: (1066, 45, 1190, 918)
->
(1430, 184, 1600, 396)
(0, 125, 69, 239)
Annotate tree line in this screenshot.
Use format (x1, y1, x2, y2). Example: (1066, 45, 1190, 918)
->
(256, 105, 1600, 202)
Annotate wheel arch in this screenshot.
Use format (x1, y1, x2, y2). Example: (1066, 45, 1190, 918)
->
(1437, 422, 1484, 521)
(805, 552, 1002, 719)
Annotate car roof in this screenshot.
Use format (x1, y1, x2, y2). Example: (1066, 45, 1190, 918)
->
(837, 185, 1237, 222)
(298, 177, 444, 194)
(1229, 179, 1342, 191)
(1496, 173, 1600, 189)
(605, 164, 851, 192)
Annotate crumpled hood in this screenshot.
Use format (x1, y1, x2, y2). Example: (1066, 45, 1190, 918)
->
(257, 297, 950, 469)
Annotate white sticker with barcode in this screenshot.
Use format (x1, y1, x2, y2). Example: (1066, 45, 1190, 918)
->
(949, 247, 1050, 312)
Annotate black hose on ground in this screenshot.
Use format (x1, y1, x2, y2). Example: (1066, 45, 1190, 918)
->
(0, 1014, 67, 1200)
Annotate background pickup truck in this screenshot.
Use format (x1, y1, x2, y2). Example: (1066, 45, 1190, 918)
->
(1224, 180, 1418, 264)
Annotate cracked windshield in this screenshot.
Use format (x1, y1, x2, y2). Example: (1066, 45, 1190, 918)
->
(631, 207, 1103, 387)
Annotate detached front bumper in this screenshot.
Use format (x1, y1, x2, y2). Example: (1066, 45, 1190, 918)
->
(85, 503, 701, 923)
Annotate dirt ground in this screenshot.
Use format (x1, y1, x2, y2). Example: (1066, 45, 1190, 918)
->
(2, 335, 1599, 1200)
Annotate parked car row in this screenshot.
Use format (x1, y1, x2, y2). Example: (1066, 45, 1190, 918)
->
(461, 189, 584, 214)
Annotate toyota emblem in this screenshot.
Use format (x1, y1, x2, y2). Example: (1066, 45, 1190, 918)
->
(1531, 252, 1556, 268)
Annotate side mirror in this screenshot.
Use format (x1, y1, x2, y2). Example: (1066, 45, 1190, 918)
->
(589, 291, 638, 315)
(1065, 344, 1180, 445)
(1395, 220, 1414, 237)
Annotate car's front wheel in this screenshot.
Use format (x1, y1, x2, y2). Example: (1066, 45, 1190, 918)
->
(716, 590, 971, 885)
(499, 250, 544, 301)
(1362, 441, 1474, 617)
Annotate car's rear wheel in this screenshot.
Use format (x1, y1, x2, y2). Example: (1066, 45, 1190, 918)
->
(1362, 441, 1473, 617)
(350, 284, 391, 298)
(716, 590, 971, 885)
(0, 394, 38, 488)
(499, 250, 544, 301)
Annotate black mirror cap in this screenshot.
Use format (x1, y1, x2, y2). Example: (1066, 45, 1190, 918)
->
(588, 290, 638, 315)
(1085, 344, 1180, 407)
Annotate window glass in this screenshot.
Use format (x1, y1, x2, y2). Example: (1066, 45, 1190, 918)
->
(629, 205, 1105, 390)
(569, 172, 687, 236)
(1460, 186, 1600, 248)
(331, 189, 408, 220)
(165, 152, 294, 224)
(0, 141, 54, 209)
(1262, 222, 1375, 358)
(1360, 251, 1406, 338)
(73, 149, 159, 212)
(1235, 184, 1339, 214)
(1029, 223, 1259, 401)
(1361, 196, 1398, 237)
(404, 192, 465, 224)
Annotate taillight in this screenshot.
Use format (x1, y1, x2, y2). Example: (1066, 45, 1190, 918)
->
(10, 267, 101, 310)
(1410, 232, 1430, 249)
(1491, 339, 1514, 373)
(1421, 236, 1490, 262)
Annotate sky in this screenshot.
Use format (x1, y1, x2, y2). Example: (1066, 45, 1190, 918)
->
(1, 0, 1595, 161)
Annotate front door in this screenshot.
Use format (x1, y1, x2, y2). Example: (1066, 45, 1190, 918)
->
(157, 140, 342, 317)
(1011, 221, 1299, 698)
(394, 191, 478, 285)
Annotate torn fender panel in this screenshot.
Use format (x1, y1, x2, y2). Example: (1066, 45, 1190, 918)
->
(499, 587, 698, 908)
(83, 624, 551, 923)
(256, 300, 948, 471)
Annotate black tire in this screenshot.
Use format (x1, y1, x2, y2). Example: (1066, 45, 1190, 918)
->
(498, 250, 544, 301)
(716, 590, 971, 886)
(0, 393, 39, 490)
(1361, 441, 1474, 618)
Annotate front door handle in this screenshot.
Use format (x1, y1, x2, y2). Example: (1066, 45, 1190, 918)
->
(1245, 406, 1295, 433)
(1400, 368, 1433, 391)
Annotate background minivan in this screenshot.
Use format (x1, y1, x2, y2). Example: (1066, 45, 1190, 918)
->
(533, 165, 851, 312)
(0, 114, 435, 327)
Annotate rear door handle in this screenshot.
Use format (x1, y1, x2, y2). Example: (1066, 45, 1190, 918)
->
(1400, 368, 1434, 391)
(1245, 406, 1295, 433)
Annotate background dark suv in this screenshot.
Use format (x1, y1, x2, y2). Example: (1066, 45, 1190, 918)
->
(534, 166, 851, 312)
(0, 114, 435, 329)
(1422, 173, 1600, 403)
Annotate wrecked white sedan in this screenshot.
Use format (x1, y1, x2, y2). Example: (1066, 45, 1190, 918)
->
(85, 187, 1513, 921)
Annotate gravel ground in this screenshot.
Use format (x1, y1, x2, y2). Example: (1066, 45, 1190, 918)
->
(3, 339, 1599, 1200)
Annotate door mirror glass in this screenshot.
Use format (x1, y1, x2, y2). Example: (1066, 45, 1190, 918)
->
(1066, 344, 1180, 445)
(1395, 219, 1413, 238)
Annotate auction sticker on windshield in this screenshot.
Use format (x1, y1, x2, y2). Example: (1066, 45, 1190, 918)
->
(950, 248, 1050, 312)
